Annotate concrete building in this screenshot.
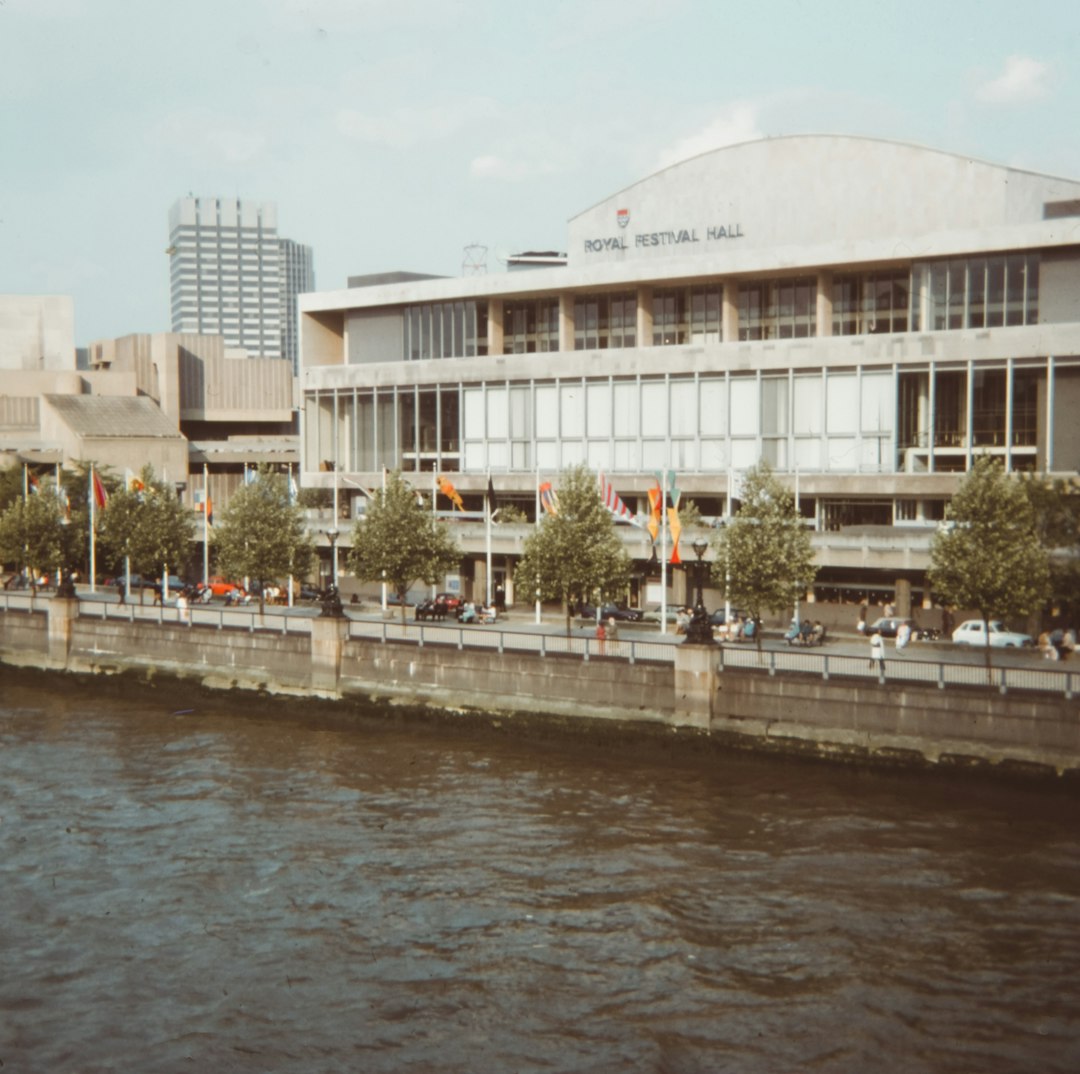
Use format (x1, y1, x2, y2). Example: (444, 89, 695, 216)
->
(0, 295, 76, 372)
(85, 332, 298, 510)
(280, 238, 316, 374)
(168, 197, 314, 367)
(298, 135, 1080, 608)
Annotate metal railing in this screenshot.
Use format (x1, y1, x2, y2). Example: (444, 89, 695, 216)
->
(3, 591, 1074, 698)
(346, 617, 675, 665)
(70, 594, 314, 636)
(718, 645, 1076, 698)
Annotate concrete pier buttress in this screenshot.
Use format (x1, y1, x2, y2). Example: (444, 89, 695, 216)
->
(673, 643, 718, 731)
(310, 615, 348, 694)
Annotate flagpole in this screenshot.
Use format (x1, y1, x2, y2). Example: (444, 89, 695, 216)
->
(660, 470, 668, 635)
(88, 464, 96, 594)
(534, 465, 541, 625)
(203, 462, 210, 587)
(287, 462, 295, 608)
(485, 470, 493, 607)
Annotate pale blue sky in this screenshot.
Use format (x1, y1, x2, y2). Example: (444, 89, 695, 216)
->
(2, 0, 1078, 345)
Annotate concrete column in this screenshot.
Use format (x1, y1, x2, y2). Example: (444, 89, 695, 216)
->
(559, 294, 574, 352)
(488, 298, 504, 356)
(673, 643, 717, 731)
(310, 615, 348, 695)
(817, 271, 833, 336)
(637, 286, 653, 345)
(895, 578, 912, 618)
(47, 596, 78, 668)
(722, 280, 738, 341)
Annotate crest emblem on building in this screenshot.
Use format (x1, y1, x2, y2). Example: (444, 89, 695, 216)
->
(616, 208, 630, 228)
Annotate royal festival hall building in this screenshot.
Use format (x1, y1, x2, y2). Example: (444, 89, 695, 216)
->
(297, 135, 1080, 613)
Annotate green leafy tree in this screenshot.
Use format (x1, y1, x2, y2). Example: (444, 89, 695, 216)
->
(0, 486, 67, 591)
(347, 470, 461, 623)
(212, 467, 315, 613)
(713, 462, 817, 651)
(97, 466, 193, 601)
(514, 464, 632, 636)
(1020, 474, 1080, 620)
(930, 456, 1051, 679)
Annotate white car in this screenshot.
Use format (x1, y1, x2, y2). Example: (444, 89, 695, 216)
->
(951, 620, 1034, 648)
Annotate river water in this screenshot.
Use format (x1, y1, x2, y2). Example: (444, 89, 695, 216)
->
(2, 674, 1079, 1073)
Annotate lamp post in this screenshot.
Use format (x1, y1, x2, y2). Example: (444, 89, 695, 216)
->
(325, 528, 339, 587)
(320, 528, 344, 617)
(683, 536, 714, 645)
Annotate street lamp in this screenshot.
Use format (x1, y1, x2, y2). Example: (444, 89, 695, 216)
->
(320, 528, 344, 618)
(325, 527, 340, 588)
(683, 536, 714, 645)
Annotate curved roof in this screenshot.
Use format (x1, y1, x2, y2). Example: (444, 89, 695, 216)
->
(567, 134, 1080, 270)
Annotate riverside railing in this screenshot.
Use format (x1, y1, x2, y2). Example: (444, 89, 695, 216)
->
(2, 592, 1075, 698)
(346, 616, 675, 665)
(70, 593, 315, 636)
(718, 644, 1076, 699)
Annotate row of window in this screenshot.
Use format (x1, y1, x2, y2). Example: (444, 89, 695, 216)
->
(397, 255, 1041, 360)
(308, 363, 1048, 479)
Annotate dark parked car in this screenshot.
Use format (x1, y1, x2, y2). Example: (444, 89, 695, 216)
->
(868, 616, 917, 639)
(709, 608, 747, 627)
(576, 601, 644, 622)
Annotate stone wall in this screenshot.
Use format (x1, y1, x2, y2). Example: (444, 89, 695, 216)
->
(3, 600, 1079, 778)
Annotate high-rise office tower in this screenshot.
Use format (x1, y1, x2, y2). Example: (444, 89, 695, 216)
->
(168, 197, 313, 366)
(279, 237, 315, 373)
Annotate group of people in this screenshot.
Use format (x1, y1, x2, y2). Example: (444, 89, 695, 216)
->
(784, 619, 827, 646)
(1038, 628, 1076, 661)
(714, 616, 756, 642)
(459, 601, 497, 624)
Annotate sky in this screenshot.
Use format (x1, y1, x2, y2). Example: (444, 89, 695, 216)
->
(2, 0, 1080, 346)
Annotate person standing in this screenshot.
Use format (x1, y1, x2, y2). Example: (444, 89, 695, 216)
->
(869, 630, 886, 674)
(896, 620, 912, 652)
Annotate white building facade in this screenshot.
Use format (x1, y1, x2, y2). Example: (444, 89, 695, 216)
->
(298, 136, 1080, 606)
(169, 197, 290, 360)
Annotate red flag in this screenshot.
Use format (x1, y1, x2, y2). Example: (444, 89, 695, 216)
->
(91, 470, 108, 510)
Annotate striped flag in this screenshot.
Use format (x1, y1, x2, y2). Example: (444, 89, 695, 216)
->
(598, 471, 637, 525)
(539, 481, 559, 517)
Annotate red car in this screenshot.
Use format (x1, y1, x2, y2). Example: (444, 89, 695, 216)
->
(207, 575, 240, 596)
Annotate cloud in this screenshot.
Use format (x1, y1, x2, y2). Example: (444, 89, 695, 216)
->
(146, 109, 269, 166)
(654, 103, 764, 170)
(975, 55, 1052, 104)
(336, 96, 500, 149)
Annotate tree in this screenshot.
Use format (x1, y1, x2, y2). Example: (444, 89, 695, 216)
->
(1020, 474, 1080, 621)
(929, 456, 1051, 680)
(212, 466, 315, 613)
(514, 464, 632, 636)
(712, 462, 817, 651)
(347, 470, 461, 623)
(96, 465, 194, 602)
(0, 486, 67, 592)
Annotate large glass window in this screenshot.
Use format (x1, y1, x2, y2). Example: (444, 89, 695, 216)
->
(652, 289, 688, 345)
(833, 271, 909, 335)
(738, 277, 816, 340)
(403, 300, 487, 359)
(504, 299, 559, 354)
(689, 286, 723, 343)
(574, 292, 636, 350)
(914, 254, 1038, 331)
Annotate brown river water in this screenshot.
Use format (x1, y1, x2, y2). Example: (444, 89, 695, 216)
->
(2, 672, 1079, 1073)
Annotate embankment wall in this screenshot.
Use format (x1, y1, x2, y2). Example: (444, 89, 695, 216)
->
(2, 601, 1078, 779)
